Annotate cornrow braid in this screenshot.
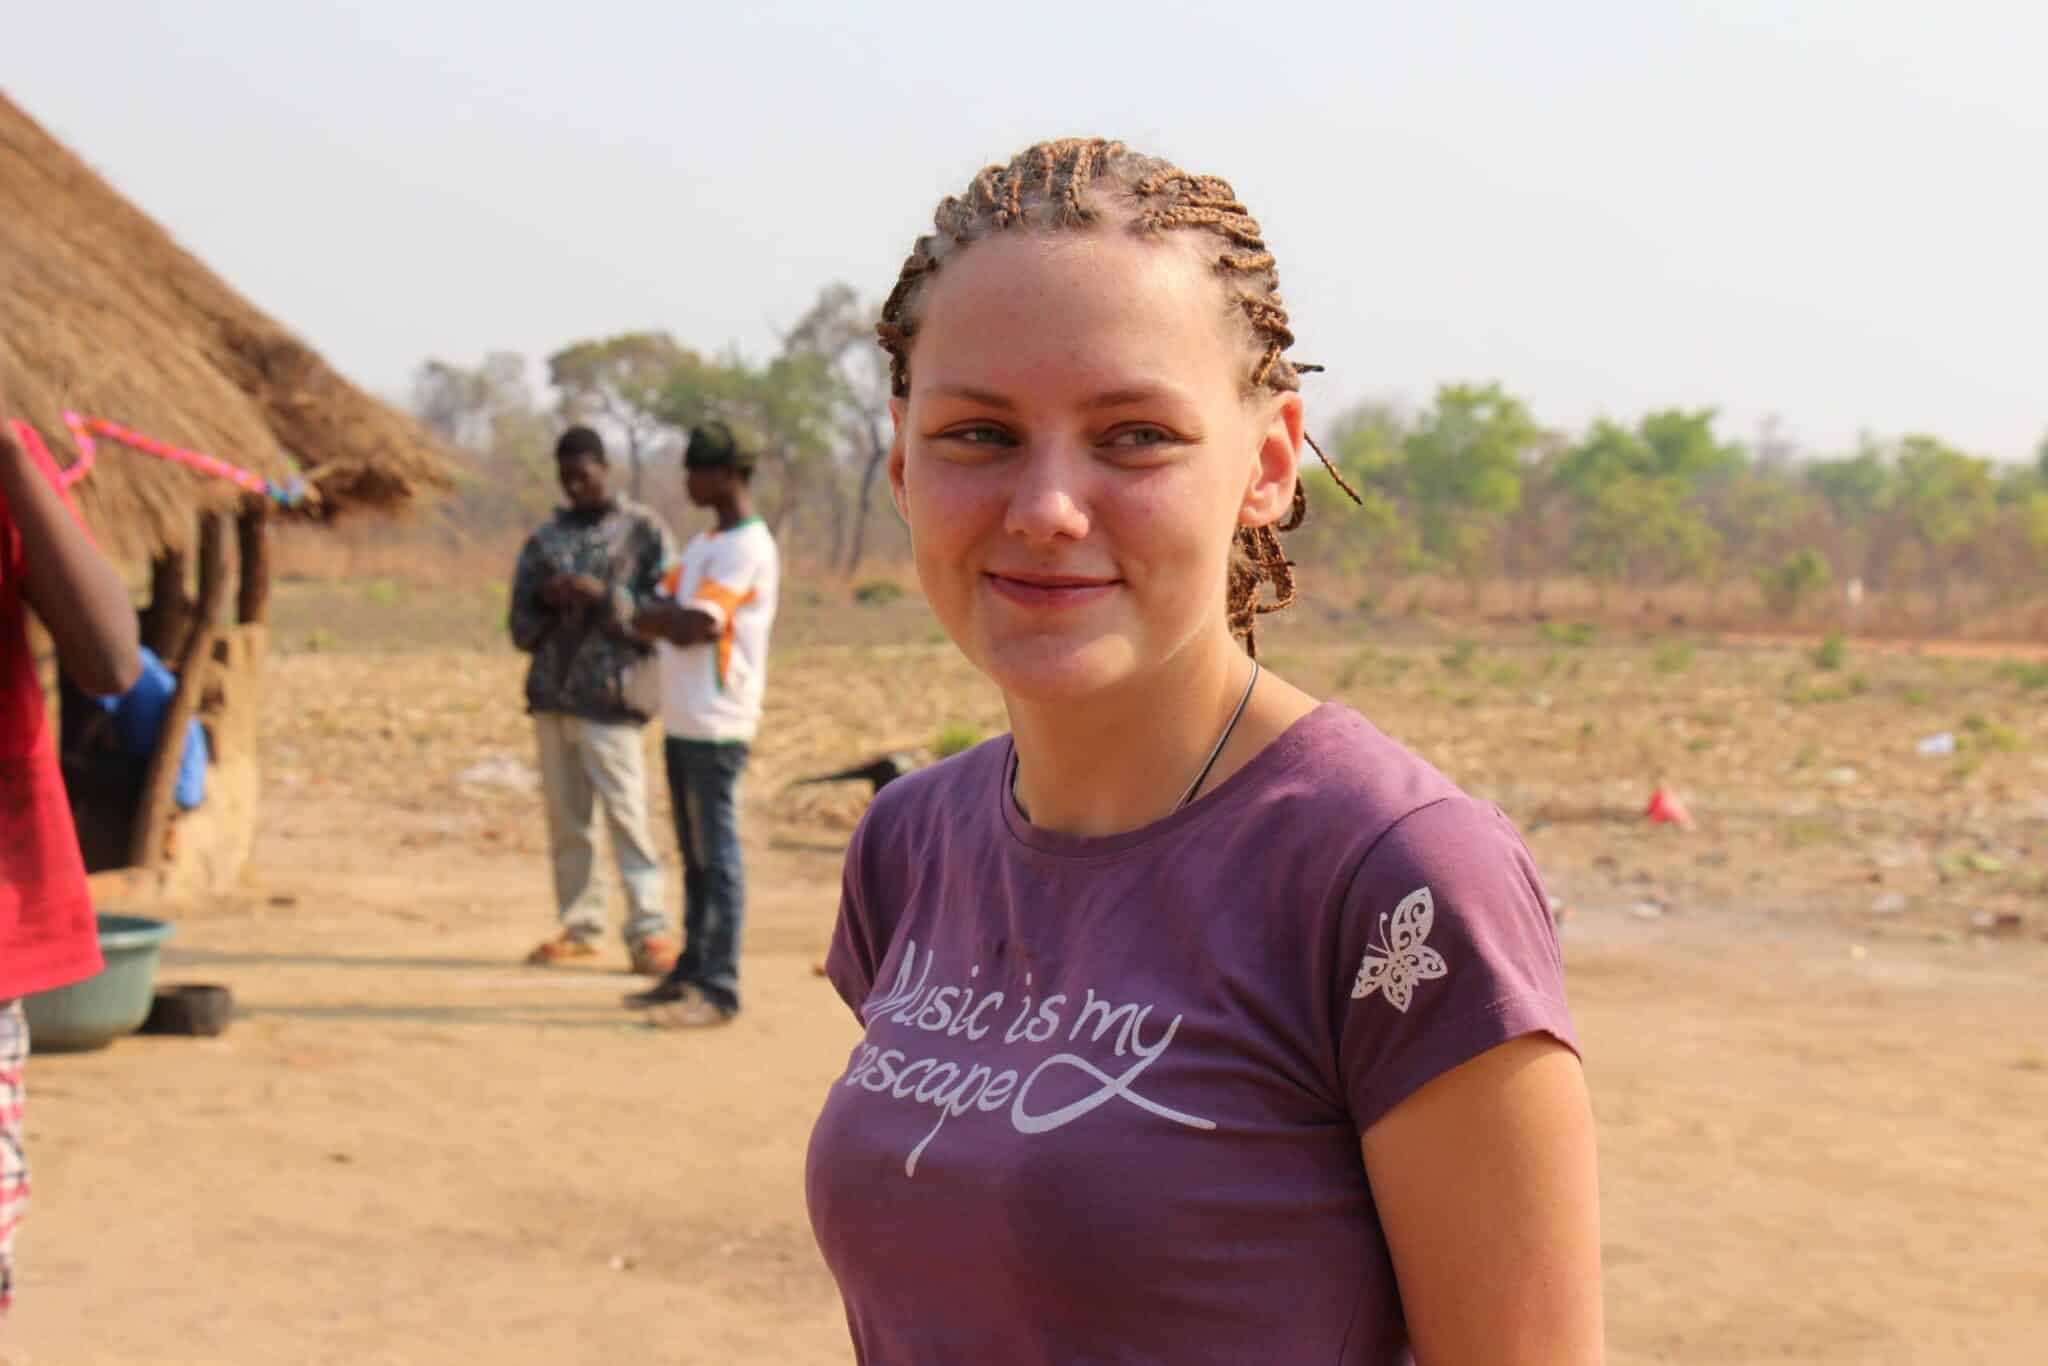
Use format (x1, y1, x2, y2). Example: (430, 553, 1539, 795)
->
(879, 137, 1362, 656)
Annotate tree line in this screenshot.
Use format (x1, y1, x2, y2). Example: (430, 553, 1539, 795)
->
(409, 284, 2048, 630)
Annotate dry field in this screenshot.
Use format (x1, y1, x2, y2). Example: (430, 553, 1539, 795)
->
(6, 576, 2046, 1364)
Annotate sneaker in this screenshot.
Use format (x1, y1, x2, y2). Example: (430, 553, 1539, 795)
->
(629, 936, 680, 977)
(526, 931, 599, 966)
(621, 978, 689, 1010)
(648, 987, 734, 1030)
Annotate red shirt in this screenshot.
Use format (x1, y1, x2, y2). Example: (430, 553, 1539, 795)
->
(0, 495, 102, 999)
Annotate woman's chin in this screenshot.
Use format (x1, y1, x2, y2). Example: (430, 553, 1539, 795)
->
(969, 631, 1138, 704)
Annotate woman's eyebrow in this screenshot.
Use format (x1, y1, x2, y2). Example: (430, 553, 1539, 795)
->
(928, 383, 1015, 409)
(1081, 383, 1188, 411)
(925, 382, 1194, 411)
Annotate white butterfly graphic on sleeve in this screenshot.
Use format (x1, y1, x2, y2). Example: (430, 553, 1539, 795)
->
(1351, 886, 1449, 1013)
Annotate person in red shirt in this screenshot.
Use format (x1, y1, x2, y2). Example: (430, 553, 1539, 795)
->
(0, 422, 140, 1314)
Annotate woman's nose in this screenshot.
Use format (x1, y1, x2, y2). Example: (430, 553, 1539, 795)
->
(1002, 445, 1091, 546)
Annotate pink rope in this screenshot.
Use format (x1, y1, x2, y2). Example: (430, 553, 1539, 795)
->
(5, 418, 91, 533)
(6, 413, 308, 508)
(64, 412, 278, 499)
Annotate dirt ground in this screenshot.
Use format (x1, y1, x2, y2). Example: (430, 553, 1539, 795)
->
(6, 581, 2046, 1364)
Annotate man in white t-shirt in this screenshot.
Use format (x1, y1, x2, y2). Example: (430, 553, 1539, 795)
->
(626, 422, 779, 1027)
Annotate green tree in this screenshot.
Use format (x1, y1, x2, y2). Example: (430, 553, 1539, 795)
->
(1553, 420, 1639, 600)
(1802, 439, 1903, 590)
(1994, 459, 2045, 507)
(1756, 548, 1832, 617)
(1292, 399, 1415, 580)
(1553, 413, 1724, 605)
(1327, 399, 1408, 494)
(779, 284, 894, 573)
(1893, 435, 1995, 626)
(547, 332, 693, 499)
(1637, 408, 1745, 484)
(653, 348, 841, 538)
(411, 352, 533, 451)
(1399, 383, 1539, 603)
(1498, 433, 1574, 612)
(1699, 467, 1810, 614)
(1576, 469, 1716, 603)
(1805, 444, 1893, 526)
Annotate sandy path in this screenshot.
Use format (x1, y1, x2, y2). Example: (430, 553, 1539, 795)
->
(6, 789, 2045, 1362)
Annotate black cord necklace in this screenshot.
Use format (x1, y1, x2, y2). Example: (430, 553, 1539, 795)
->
(1009, 661, 1262, 824)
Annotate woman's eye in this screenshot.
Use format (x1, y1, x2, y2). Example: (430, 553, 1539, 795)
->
(940, 424, 1013, 446)
(1105, 427, 1177, 451)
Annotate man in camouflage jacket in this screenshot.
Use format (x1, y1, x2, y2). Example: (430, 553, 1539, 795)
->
(508, 426, 677, 974)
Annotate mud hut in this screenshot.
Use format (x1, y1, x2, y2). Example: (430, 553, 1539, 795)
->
(1, 91, 450, 902)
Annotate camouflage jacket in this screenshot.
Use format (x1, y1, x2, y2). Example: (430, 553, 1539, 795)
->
(508, 497, 675, 724)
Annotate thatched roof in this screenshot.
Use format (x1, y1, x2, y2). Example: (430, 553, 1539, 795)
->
(0, 91, 450, 563)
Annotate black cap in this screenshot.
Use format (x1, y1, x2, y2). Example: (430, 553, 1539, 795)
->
(683, 421, 753, 471)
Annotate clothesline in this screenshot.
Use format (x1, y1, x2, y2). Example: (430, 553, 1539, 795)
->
(8, 412, 312, 508)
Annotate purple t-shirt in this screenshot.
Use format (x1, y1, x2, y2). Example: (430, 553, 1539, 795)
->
(807, 703, 1576, 1364)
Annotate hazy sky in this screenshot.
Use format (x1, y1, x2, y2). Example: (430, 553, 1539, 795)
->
(8, 2, 2044, 460)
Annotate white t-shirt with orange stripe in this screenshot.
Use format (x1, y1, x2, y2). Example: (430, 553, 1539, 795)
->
(654, 518, 779, 742)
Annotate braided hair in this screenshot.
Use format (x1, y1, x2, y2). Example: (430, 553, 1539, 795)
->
(878, 138, 1360, 657)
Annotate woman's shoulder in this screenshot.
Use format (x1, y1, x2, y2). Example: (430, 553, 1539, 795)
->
(1236, 702, 1489, 860)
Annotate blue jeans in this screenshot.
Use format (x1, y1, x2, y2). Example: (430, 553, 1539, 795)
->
(663, 738, 750, 1014)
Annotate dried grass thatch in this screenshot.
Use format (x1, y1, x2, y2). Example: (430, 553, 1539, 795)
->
(0, 91, 450, 563)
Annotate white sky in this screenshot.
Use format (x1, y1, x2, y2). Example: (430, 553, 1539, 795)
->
(7, 1, 2044, 460)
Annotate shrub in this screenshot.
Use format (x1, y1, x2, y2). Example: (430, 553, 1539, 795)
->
(1993, 660, 2048, 691)
(1962, 716, 2020, 752)
(933, 724, 984, 759)
(853, 580, 906, 606)
(1652, 642, 1694, 674)
(1540, 621, 1599, 648)
(1758, 548, 1832, 617)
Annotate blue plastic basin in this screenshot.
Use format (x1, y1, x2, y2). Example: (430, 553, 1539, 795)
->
(21, 915, 176, 1053)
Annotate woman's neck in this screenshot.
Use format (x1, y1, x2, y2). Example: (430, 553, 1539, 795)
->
(1004, 632, 1293, 838)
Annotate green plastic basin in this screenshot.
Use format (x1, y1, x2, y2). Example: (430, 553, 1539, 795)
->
(21, 915, 176, 1053)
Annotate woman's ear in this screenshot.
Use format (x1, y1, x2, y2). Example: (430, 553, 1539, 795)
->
(1240, 391, 1304, 529)
(887, 396, 911, 526)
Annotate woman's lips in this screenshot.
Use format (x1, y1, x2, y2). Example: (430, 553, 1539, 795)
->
(984, 572, 1119, 609)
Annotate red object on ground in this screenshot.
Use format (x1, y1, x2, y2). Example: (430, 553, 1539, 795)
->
(1645, 786, 1693, 829)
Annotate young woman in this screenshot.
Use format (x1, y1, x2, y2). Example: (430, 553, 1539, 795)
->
(806, 139, 1602, 1364)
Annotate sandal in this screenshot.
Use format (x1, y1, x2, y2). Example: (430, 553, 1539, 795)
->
(526, 931, 599, 966)
(629, 937, 680, 978)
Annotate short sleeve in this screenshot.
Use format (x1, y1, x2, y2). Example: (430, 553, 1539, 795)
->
(823, 801, 885, 1021)
(689, 534, 766, 628)
(1333, 796, 1577, 1133)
